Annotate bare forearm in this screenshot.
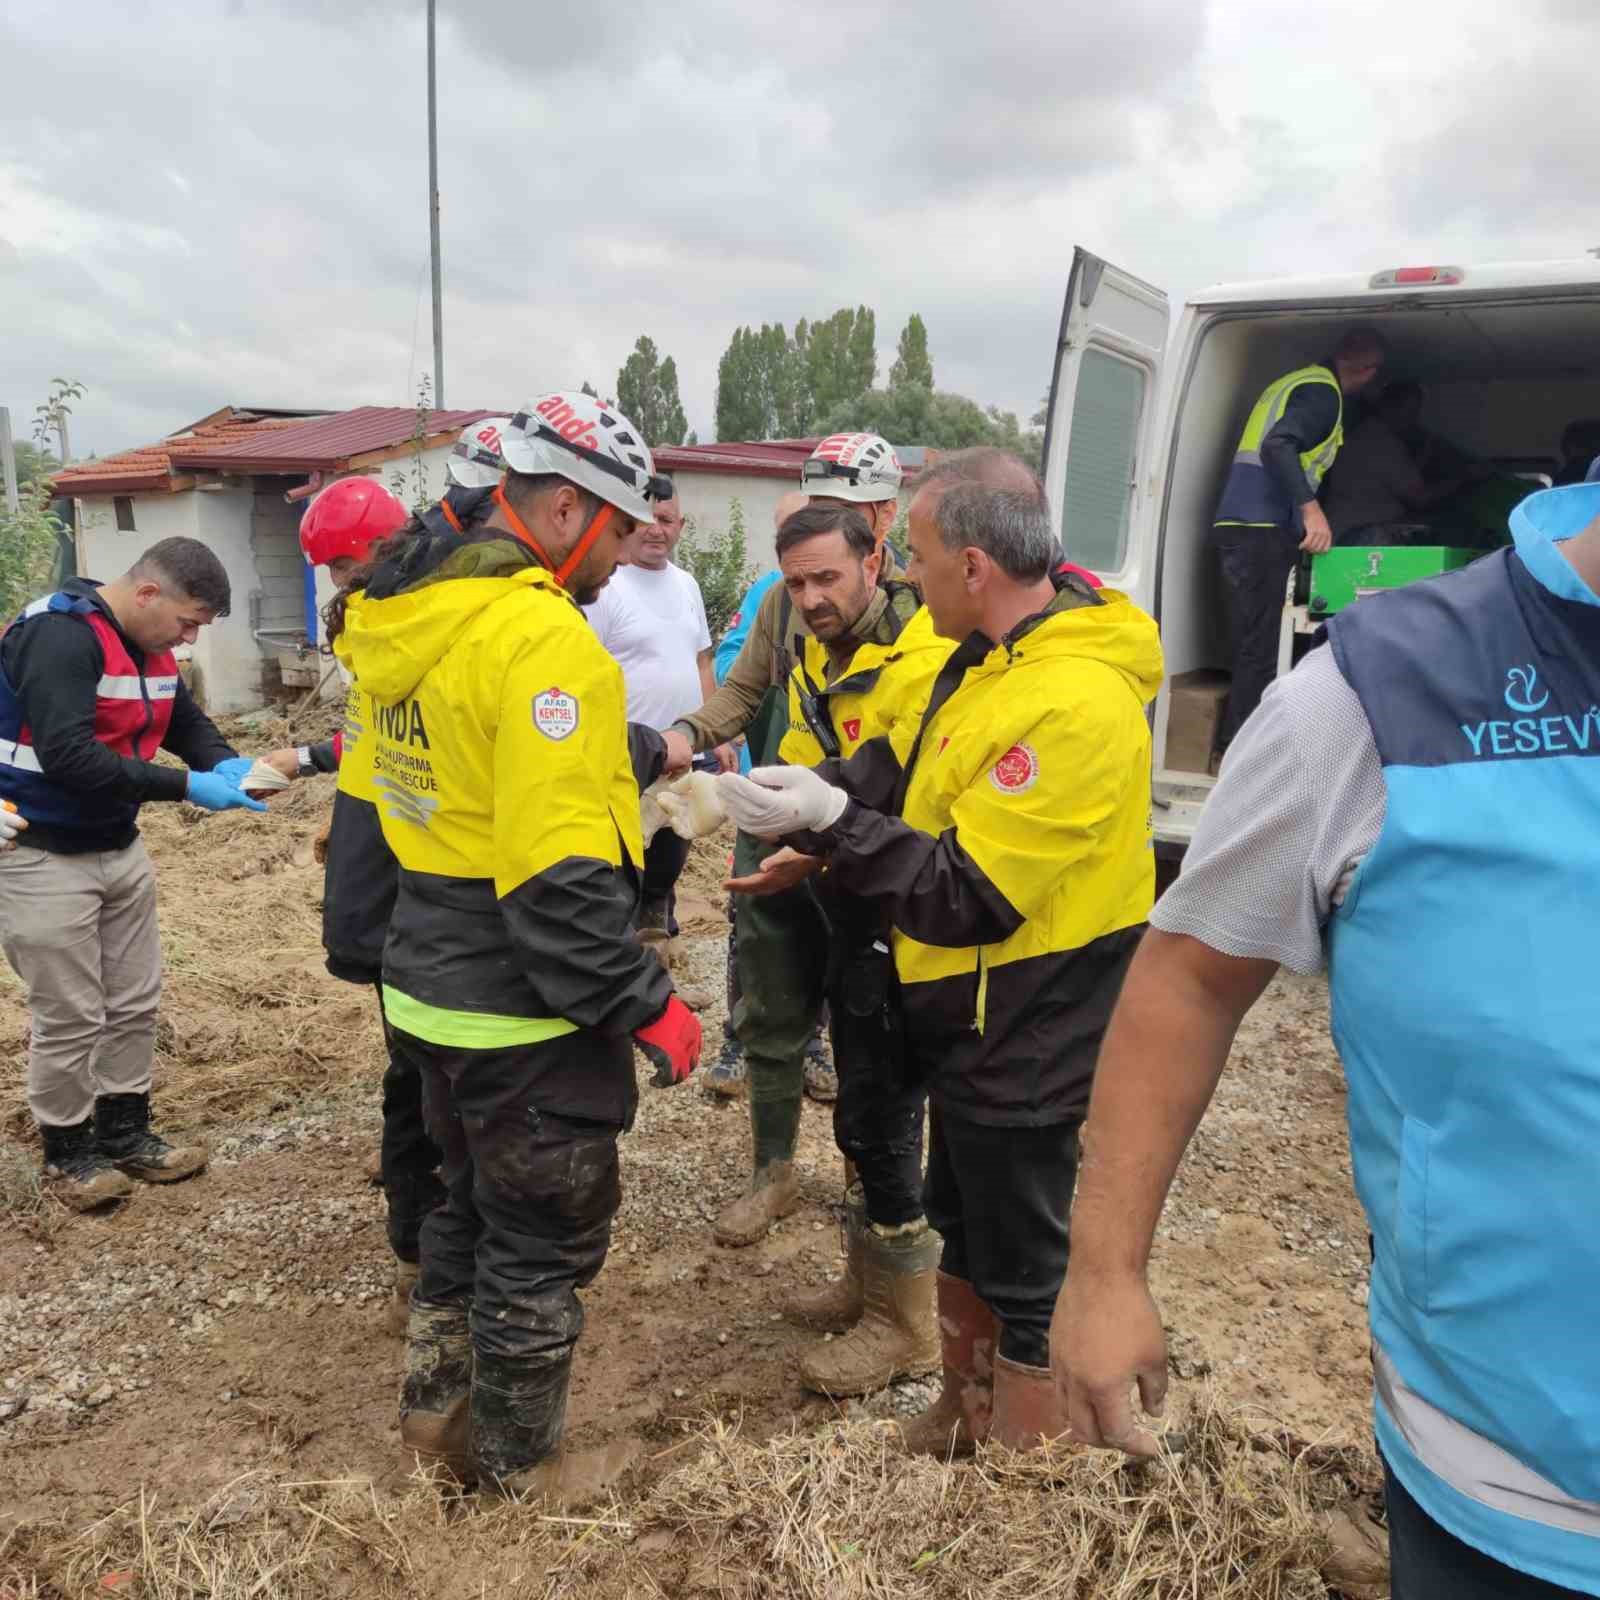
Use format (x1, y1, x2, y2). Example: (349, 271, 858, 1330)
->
(1071, 931, 1278, 1278)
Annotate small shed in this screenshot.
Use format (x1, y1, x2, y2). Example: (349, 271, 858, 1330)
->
(54, 406, 497, 713)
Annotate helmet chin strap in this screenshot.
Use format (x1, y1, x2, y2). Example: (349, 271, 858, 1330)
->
(492, 485, 616, 590)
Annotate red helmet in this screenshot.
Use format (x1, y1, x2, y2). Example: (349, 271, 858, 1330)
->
(298, 478, 410, 567)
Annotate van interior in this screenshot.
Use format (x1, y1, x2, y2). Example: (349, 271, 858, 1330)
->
(1149, 298, 1600, 782)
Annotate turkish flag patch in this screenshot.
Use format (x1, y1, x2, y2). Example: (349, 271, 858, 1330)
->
(842, 717, 862, 743)
(989, 743, 1039, 794)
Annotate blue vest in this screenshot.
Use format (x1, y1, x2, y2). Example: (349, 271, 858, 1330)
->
(1326, 483, 1600, 1591)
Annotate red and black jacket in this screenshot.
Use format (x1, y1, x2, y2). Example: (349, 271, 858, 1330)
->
(0, 581, 235, 854)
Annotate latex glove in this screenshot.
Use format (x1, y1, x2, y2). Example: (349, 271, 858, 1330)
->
(639, 785, 671, 846)
(633, 996, 702, 1087)
(0, 800, 26, 852)
(186, 770, 269, 813)
(209, 756, 255, 787)
(655, 771, 727, 841)
(715, 766, 848, 840)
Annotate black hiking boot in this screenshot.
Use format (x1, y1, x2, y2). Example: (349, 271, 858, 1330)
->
(39, 1117, 135, 1212)
(94, 1092, 207, 1183)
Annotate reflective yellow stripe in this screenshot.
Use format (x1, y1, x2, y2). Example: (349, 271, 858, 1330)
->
(381, 986, 577, 1050)
(974, 948, 988, 1038)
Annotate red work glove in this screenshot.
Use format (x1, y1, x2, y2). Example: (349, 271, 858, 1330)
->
(633, 997, 702, 1087)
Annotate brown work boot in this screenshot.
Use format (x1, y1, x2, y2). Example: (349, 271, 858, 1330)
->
(94, 1093, 207, 1183)
(713, 1160, 801, 1247)
(989, 1352, 1071, 1450)
(400, 1298, 474, 1484)
(39, 1117, 135, 1212)
(784, 1183, 866, 1330)
(383, 1260, 419, 1337)
(494, 1438, 643, 1508)
(797, 1219, 940, 1396)
(896, 1272, 997, 1458)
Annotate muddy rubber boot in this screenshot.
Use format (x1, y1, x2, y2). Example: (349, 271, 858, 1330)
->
(472, 1349, 641, 1507)
(897, 1272, 998, 1459)
(989, 1351, 1071, 1450)
(713, 1060, 802, 1247)
(39, 1117, 134, 1212)
(797, 1219, 941, 1396)
(784, 1183, 866, 1330)
(400, 1297, 475, 1483)
(383, 1260, 420, 1337)
(94, 1093, 207, 1184)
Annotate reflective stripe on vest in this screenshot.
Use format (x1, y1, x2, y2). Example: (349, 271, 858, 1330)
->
(1215, 365, 1344, 526)
(381, 985, 578, 1050)
(0, 740, 42, 773)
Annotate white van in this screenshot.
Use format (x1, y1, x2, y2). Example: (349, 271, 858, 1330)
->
(1039, 249, 1600, 860)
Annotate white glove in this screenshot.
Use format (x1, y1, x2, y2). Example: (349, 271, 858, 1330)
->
(715, 766, 849, 840)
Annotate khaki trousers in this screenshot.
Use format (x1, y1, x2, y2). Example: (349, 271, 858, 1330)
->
(0, 840, 163, 1127)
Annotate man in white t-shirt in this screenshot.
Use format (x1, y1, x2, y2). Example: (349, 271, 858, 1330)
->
(585, 483, 726, 937)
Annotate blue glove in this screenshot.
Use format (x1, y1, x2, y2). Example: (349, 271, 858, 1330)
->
(210, 756, 254, 787)
(186, 770, 268, 813)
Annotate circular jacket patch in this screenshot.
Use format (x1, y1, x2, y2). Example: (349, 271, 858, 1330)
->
(532, 687, 580, 741)
(989, 743, 1038, 794)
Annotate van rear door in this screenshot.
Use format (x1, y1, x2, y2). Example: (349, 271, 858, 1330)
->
(1040, 248, 1169, 612)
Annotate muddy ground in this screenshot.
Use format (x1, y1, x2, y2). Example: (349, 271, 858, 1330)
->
(0, 727, 1375, 1595)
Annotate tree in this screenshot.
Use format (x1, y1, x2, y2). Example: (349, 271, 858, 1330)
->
(676, 499, 756, 637)
(615, 336, 688, 447)
(814, 386, 1043, 470)
(889, 314, 934, 391)
(805, 306, 876, 422)
(8, 439, 62, 490)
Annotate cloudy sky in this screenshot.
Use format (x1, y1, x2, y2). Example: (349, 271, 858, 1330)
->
(1, 0, 1592, 459)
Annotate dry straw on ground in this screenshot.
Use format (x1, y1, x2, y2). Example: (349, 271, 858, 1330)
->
(2, 1397, 1378, 1599)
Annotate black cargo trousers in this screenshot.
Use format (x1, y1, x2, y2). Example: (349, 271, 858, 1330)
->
(372, 986, 446, 1263)
(397, 1027, 630, 1365)
(733, 821, 924, 1225)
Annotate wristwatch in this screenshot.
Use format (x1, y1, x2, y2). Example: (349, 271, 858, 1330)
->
(295, 745, 316, 779)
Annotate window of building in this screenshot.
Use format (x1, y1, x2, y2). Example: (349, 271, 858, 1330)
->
(114, 496, 136, 533)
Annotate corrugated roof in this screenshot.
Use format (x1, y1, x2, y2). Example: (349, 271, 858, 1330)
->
(652, 438, 823, 479)
(52, 411, 319, 497)
(170, 406, 499, 472)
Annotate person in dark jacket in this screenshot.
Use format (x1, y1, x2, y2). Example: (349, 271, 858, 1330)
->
(0, 537, 267, 1211)
(260, 477, 444, 1332)
(1210, 328, 1385, 761)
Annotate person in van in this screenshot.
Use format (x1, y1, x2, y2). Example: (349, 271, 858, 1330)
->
(1322, 381, 1478, 545)
(1209, 328, 1385, 763)
(1552, 417, 1600, 486)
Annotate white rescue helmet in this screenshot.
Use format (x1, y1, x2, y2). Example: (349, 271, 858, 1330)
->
(500, 392, 667, 525)
(447, 416, 511, 489)
(801, 432, 903, 503)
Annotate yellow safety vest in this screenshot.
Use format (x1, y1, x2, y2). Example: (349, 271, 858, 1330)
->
(1216, 364, 1343, 527)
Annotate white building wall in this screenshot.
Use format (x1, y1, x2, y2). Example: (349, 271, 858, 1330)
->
(673, 472, 916, 577)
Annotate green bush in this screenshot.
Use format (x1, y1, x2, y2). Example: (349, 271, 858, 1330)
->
(678, 497, 757, 638)
(0, 478, 68, 620)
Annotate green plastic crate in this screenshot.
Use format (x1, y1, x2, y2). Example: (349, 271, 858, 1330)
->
(1308, 546, 1479, 617)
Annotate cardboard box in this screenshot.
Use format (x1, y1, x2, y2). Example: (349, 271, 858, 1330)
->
(1165, 669, 1229, 775)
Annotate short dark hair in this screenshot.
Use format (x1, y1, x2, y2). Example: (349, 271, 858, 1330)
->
(129, 537, 231, 616)
(926, 483, 1056, 583)
(1333, 326, 1386, 364)
(775, 505, 875, 562)
(503, 470, 605, 525)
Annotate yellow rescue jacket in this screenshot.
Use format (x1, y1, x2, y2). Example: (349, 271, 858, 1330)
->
(805, 580, 1163, 1122)
(340, 543, 669, 1076)
(778, 600, 950, 767)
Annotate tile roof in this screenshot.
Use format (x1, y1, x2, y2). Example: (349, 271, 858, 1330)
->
(170, 406, 501, 473)
(51, 412, 317, 496)
(652, 438, 823, 479)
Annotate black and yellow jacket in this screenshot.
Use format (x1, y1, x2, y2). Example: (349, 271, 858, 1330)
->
(341, 534, 672, 1121)
(789, 576, 1164, 1124)
(777, 592, 950, 768)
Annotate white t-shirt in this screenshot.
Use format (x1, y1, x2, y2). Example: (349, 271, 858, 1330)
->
(583, 561, 712, 729)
